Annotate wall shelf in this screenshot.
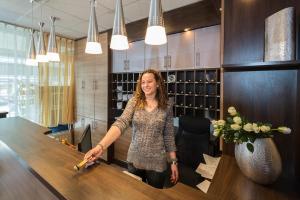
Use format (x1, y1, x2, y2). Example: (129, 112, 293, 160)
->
(110, 69, 221, 120)
(222, 60, 300, 71)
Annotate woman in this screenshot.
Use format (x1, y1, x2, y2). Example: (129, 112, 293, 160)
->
(84, 69, 178, 189)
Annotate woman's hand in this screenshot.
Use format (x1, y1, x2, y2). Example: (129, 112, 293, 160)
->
(170, 163, 179, 184)
(84, 144, 103, 163)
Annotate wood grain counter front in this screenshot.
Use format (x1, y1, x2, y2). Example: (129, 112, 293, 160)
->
(0, 117, 212, 200)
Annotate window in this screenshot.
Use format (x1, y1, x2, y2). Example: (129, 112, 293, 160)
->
(0, 23, 39, 122)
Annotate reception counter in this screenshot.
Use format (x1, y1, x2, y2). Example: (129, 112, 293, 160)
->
(0, 117, 298, 200)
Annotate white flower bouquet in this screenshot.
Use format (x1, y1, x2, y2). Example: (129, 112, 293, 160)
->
(212, 106, 291, 153)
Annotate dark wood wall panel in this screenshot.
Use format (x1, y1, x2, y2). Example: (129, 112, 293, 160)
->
(223, 0, 265, 64)
(223, 69, 298, 178)
(210, 0, 221, 15)
(126, 0, 220, 42)
(223, 0, 300, 65)
(296, 70, 300, 178)
(223, 0, 300, 180)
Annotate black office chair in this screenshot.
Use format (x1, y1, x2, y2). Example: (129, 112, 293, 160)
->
(78, 124, 92, 153)
(48, 124, 69, 133)
(175, 116, 211, 187)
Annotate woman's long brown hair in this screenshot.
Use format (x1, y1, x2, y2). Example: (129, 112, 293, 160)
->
(134, 69, 168, 110)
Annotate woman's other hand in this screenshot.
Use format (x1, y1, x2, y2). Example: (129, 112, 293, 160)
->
(84, 144, 103, 163)
(170, 163, 179, 184)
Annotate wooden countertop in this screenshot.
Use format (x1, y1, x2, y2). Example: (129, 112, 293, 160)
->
(0, 117, 298, 200)
(0, 140, 59, 200)
(0, 117, 212, 200)
(209, 155, 299, 200)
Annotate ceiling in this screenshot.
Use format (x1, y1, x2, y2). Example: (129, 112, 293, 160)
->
(0, 0, 202, 40)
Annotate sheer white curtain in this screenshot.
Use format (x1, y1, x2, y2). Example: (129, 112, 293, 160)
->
(0, 22, 39, 122)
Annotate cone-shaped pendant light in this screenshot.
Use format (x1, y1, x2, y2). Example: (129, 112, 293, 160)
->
(36, 22, 49, 62)
(26, 0, 37, 66)
(145, 0, 167, 45)
(26, 29, 37, 66)
(110, 0, 129, 50)
(47, 16, 60, 62)
(85, 0, 102, 54)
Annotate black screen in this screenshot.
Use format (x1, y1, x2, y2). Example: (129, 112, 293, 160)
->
(78, 124, 92, 153)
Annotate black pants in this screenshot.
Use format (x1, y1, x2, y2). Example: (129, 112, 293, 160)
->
(127, 163, 166, 189)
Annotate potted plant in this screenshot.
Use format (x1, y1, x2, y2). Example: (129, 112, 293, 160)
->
(212, 106, 291, 184)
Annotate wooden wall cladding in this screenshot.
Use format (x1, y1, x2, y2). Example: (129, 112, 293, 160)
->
(210, 0, 221, 15)
(222, 0, 300, 180)
(126, 0, 220, 42)
(74, 33, 108, 160)
(223, 68, 299, 179)
(74, 34, 108, 123)
(223, 0, 300, 65)
(297, 69, 300, 179)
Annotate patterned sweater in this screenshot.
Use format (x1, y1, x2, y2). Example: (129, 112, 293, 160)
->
(112, 97, 176, 172)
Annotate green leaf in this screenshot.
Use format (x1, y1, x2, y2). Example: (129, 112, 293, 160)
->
(246, 143, 254, 153)
(248, 135, 255, 143)
(234, 132, 240, 138)
(227, 117, 233, 123)
(241, 135, 248, 142)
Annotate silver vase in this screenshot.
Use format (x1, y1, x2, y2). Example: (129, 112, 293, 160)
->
(235, 138, 282, 185)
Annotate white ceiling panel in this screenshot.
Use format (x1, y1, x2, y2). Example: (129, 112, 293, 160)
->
(14, 16, 39, 31)
(123, 0, 150, 22)
(100, 0, 139, 11)
(162, 0, 201, 11)
(98, 12, 115, 30)
(45, 0, 112, 21)
(69, 21, 89, 36)
(0, 0, 31, 15)
(0, 8, 21, 23)
(70, 21, 108, 39)
(42, 6, 84, 27)
(0, 0, 203, 39)
(55, 25, 85, 39)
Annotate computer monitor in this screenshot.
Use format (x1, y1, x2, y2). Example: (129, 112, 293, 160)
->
(78, 124, 92, 153)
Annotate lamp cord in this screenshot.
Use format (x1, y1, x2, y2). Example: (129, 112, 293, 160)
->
(31, 1, 34, 29)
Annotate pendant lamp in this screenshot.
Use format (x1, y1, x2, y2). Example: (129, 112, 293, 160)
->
(47, 16, 60, 62)
(26, 29, 37, 66)
(26, 1, 37, 66)
(110, 0, 129, 50)
(145, 0, 167, 45)
(36, 22, 49, 62)
(85, 0, 102, 54)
